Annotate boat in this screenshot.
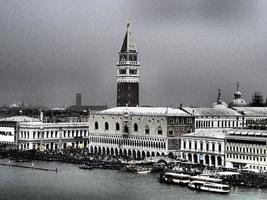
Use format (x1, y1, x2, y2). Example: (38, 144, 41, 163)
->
(136, 167, 151, 174)
(188, 175, 230, 193)
(159, 172, 191, 185)
(79, 165, 93, 170)
(188, 180, 230, 193)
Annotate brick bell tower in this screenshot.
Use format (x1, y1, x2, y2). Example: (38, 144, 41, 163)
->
(117, 22, 140, 107)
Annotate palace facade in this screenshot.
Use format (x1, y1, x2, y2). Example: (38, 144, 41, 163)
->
(88, 107, 194, 158)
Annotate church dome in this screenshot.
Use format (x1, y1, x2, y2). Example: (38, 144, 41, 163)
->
(228, 82, 247, 107)
(212, 89, 228, 108)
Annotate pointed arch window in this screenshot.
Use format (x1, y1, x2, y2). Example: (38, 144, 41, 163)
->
(158, 126, 162, 135)
(116, 122, 120, 131)
(105, 122, 109, 130)
(134, 123, 138, 132)
(145, 125, 150, 134)
(95, 122, 98, 130)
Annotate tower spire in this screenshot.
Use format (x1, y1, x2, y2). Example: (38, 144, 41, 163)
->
(117, 22, 140, 107)
(236, 82, 240, 91)
(120, 21, 137, 53)
(217, 89, 221, 103)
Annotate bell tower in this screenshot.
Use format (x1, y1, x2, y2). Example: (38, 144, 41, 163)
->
(117, 22, 140, 107)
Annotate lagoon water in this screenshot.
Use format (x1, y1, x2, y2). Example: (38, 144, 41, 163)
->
(0, 159, 266, 200)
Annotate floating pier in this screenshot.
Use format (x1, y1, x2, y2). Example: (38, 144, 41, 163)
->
(0, 162, 57, 172)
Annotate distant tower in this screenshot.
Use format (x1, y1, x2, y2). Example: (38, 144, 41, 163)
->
(76, 92, 82, 106)
(117, 22, 140, 107)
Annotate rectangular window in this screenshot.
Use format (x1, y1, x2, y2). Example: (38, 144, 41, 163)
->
(119, 69, 126, 74)
(129, 69, 137, 74)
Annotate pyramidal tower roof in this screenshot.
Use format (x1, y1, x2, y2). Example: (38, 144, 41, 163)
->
(120, 22, 137, 53)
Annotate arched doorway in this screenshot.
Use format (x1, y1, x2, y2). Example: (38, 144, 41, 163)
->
(133, 150, 136, 159)
(111, 148, 114, 155)
(151, 152, 155, 157)
(119, 149, 123, 156)
(193, 154, 198, 163)
(168, 152, 174, 158)
(217, 156, 222, 166)
(123, 149, 127, 156)
(107, 147, 110, 155)
(94, 146, 97, 154)
(211, 155, 216, 166)
(115, 148, 118, 156)
(98, 146, 101, 155)
(128, 149, 132, 157)
(90, 146, 93, 154)
(142, 151, 146, 159)
(137, 150, 141, 159)
(205, 155, 209, 166)
(156, 152, 160, 156)
(146, 151, 150, 157)
(188, 153, 192, 162)
(102, 147, 105, 155)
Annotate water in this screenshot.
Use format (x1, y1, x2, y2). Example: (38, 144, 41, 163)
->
(0, 159, 266, 200)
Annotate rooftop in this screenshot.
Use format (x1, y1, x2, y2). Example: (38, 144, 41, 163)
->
(227, 129, 267, 137)
(232, 107, 267, 116)
(98, 107, 190, 116)
(181, 129, 227, 139)
(182, 107, 241, 117)
(0, 116, 41, 122)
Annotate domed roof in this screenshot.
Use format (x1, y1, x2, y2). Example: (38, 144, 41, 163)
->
(229, 82, 247, 107)
(229, 98, 247, 107)
(212, 89, 228, 108)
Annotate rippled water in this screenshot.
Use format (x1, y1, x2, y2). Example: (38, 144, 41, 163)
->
(0, 159, 266, 200)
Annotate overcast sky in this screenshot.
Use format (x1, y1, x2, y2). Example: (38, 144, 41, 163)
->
(0, 0, 266, 108)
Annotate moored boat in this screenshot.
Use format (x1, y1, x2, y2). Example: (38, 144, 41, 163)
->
(159, 172, 191, 185)
(188, 180, 230, 193)
(79, 165, 93, 170)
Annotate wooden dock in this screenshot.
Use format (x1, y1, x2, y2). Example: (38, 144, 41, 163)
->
(0, 163, 57, 172)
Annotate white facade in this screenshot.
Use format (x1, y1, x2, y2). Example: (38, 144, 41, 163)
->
(180, 129, 226, 168)
(18, 122, 89, 150)
(89, 107, 194, 159)
(182, 107, 267, 129)
(225, 130, 267, 171)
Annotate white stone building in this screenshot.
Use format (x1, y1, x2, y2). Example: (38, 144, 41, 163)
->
(0, 115, 89, 150)
(180, 129, 226, 167)
(182, 107, 243, 129)
(225, 129, 267, 171)
(88, 107, 194, 159)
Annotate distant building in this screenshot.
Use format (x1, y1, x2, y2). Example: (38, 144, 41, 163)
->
(117, 22, 139, 107)
(76, 92, 82, 106)
(250, 91, 264, 107)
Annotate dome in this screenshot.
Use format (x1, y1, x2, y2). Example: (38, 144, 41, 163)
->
(228, 82, 247, 107)
(229, 99, 247, 107)
(212, 101, 228, 109)
(234, 91, 242, 98)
